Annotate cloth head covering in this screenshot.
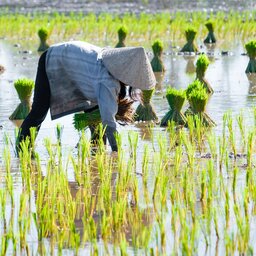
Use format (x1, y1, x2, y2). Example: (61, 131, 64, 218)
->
(101, 46, 156, 90)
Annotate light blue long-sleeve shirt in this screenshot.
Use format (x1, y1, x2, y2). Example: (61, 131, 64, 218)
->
(45, 41, 120, 131)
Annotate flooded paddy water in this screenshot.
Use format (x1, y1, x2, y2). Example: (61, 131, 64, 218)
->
(0, 3, 256, 255)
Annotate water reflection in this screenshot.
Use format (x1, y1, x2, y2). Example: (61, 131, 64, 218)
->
(135, 122, 154, 141)
(183, 55, 196, 75)
(154, 71, 164, 93)
(247, 73, 256, 94)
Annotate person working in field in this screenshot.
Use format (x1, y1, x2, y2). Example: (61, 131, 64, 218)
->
(16, 41, 156, 152)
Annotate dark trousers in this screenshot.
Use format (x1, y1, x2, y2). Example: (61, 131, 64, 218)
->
(17, 51, 50, 148)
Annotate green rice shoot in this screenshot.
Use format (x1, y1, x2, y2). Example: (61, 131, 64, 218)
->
(160, 87, 187, 126)
(9, 78, 35, 120)
(115, 25, 128, 48)
(245, 40, 256, 73)
(204, 21, 217, 44)
(180, 27, 198, 53)
(196, 54, 213, 94)
(151, 39, 165, 72)
(73, 109, 101, 131)
(14, 78, 35, 101)
(186, 80, 215, 126)
(135, 89, 158, 122)
(37, 27, 50, 52)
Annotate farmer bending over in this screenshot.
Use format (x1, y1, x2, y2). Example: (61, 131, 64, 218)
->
(16, 41, 156, 152)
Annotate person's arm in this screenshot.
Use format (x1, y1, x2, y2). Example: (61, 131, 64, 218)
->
(105, 126, 118, 152)
(97, 79, 120, 152)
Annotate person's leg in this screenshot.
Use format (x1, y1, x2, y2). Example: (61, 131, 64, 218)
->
(16, 51, 50, 150)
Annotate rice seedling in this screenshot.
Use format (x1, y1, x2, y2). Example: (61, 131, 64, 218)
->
(160, 87, 187, 127)
(128, 131, 139, 166)
(185, 79, 215, 127)
(225, 231, 236, 256)
(204, 21, 217, 44)
(9, 78, 35, 120)
(134, 89, 158, 122)
(3, 25, 256, 252)
(179, 210, 198, 255)
(245, 40, 256, 74)
(225, 111, 237, 159)
(182, 134, 195, 171)
(115, 25, 128, 48)
(190, 114, 207, 153)
(73, 109, 101, 131)
(196, 54, 213, 94)
(0, 10, 254, 49)
(37, 27, 50, 52)
(55, 123, 64, 148)
(246, 131, 254, 169)
(150, 39, 165, 72)
(180, 27, 198, 53)
(206, 131, 217, 159)
(236, 111, 246, 153)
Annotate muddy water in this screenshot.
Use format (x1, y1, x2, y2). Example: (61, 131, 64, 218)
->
(0, 39, 256, 254)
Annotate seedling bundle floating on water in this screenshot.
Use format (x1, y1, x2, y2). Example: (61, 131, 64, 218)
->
(115, 25, 128, 48)
(160, 87, 187, 127)
(245, 40, 256, 74)
(196, 54, 214, 94)
(185, 79, 215, 127)
(150, 39, 165, 72)
(135, 89, 158, 123)
(9, 78, 35, 120)
(180, 27, 198, 53)
(204, 21, 217, 44)
(37, 27, 50, 52)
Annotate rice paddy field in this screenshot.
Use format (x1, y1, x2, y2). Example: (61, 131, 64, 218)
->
(0, 2, 256, 255)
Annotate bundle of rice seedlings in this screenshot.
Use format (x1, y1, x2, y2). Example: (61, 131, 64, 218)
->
(9, 78, 35, 120)
(115, 25, 128, 48)
(245, 40, 256, 74)
(150, 39, 165, 72)
(185, 79, 215, 127)
(37, 27, 50, 52)
(135, 89, 158, 122)
(74, 98, 135, 131)
(180, 27, 198, 53)
(203, 21, 217, 44)
(160, 87, 187, 127)
(73, 109, 101, 131)
(184, 79, 205, 116)
(196, 54, 213, 94)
